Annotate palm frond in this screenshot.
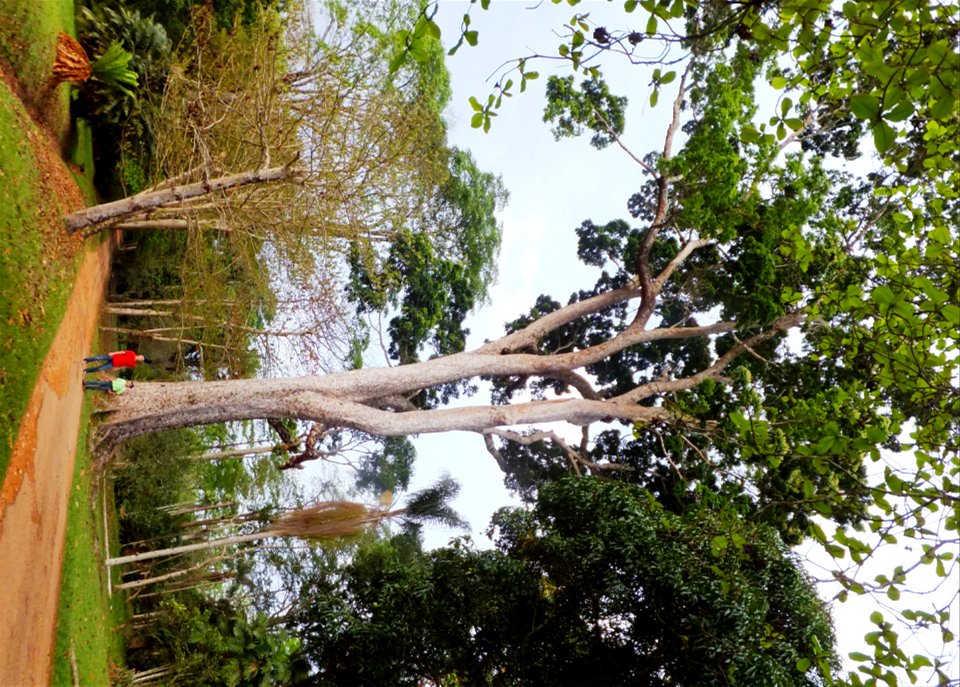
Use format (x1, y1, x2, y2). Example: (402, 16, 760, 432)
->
(401, 475, 468, 530)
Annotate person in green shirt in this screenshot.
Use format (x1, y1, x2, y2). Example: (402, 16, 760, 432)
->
(83, 378, 134, 394)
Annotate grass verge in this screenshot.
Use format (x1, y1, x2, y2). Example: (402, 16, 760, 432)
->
(0, 80, 87, 480)
(0, 0, 75, 137)
(51, 375, 127, 685)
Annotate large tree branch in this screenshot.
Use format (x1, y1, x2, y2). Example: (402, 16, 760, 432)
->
(631, 72, 689, 330)
(99, 387, 676, 447)
(653, 238, 711, 292)
(477, 283, 641, 355)
(99, 318, 739, 444)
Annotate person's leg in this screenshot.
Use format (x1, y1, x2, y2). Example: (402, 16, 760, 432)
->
(83, 355, 110, 363)
(85, 361, 114, 373)
(83, 381, 111, 392)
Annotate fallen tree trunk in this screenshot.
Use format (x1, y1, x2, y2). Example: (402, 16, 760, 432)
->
(64, 166, 300, 233)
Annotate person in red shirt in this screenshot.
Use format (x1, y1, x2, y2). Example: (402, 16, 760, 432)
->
(84, 350, 147, 373)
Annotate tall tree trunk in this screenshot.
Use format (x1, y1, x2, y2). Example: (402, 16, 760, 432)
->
(64, 166, 300, 232)
(116, 553, 231, 590)
(94, 316, 731, 445)
(106, 532, 267, 567)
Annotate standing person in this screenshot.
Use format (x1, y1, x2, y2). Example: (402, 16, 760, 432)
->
(84, 350, 146, 373)
(83, 379, 134, 394)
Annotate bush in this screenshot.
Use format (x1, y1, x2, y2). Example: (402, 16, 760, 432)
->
(113, 429, 200, 545)
(76, 3, 171, 194)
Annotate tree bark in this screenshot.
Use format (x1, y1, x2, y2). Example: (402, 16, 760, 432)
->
(64, 166, 300, 232)
(92, 233, 798, 458)
(106, 532, 266, 567)
(95, 319, 739, 446)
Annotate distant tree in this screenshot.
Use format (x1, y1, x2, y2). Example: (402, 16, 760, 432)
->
(126, 596, 310, 686)
(290, 478, 837, 686)
(106, 476, 465, 567)
(74, 2, 505, 374)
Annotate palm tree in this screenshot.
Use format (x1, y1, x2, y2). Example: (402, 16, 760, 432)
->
(106, 476, 465, 568)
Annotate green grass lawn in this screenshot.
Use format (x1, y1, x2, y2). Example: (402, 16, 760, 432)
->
(0, 80, 88, 478)
(0, 0, 75, 137)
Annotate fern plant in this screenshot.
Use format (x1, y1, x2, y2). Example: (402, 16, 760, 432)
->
(75, 3, 172, 193)
(90, 42, 139, 97)
(76, 4, 170, 126)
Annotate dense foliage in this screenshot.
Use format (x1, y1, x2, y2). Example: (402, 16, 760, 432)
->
(290, 479, 836, 686)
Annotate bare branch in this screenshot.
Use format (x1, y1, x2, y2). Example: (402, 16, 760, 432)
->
(481, 433, 510, 473)
(620, 311, 804, 402)
(663, 68, 688, 162)
(483, 428, 583, 475)
(652, 238, 711, 292)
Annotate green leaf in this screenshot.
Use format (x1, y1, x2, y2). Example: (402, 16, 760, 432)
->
(625, 0, 638, 11)
(771, 76, 788, 89)
(649, 90, 659, 107)
(646, 14, 658, 35)
(849, 652, 871, 662)
(870, 611, 884, 625)
(870, 285, 896, 305)
(470, 112, 484, 129)
(468, 96, 483, 112)
(884, 100, 914, 122)
(741, 124, 761, 144)
(660, 70, 676, 85)
(464, 30, 478, 47)
(710, 535, 728, 557)
(943, 303, 960, 326)
(872, 121, 896, 153)
(850, 93, 880, 120)
(796, 658, 812, 672)
(388, 51, 407, 74)
(930, 93, 957, 120)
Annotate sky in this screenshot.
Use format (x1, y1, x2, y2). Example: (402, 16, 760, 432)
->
(405, 1, 676, 546)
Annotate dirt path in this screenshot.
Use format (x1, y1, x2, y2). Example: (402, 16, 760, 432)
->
(0, 236, 113, 686)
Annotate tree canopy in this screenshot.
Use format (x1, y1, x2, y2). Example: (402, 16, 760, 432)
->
(90, 0, 957, 683)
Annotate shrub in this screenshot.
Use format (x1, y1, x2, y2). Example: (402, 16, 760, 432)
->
(76, 3, 171, 193)
(112, 429, 200, 545)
